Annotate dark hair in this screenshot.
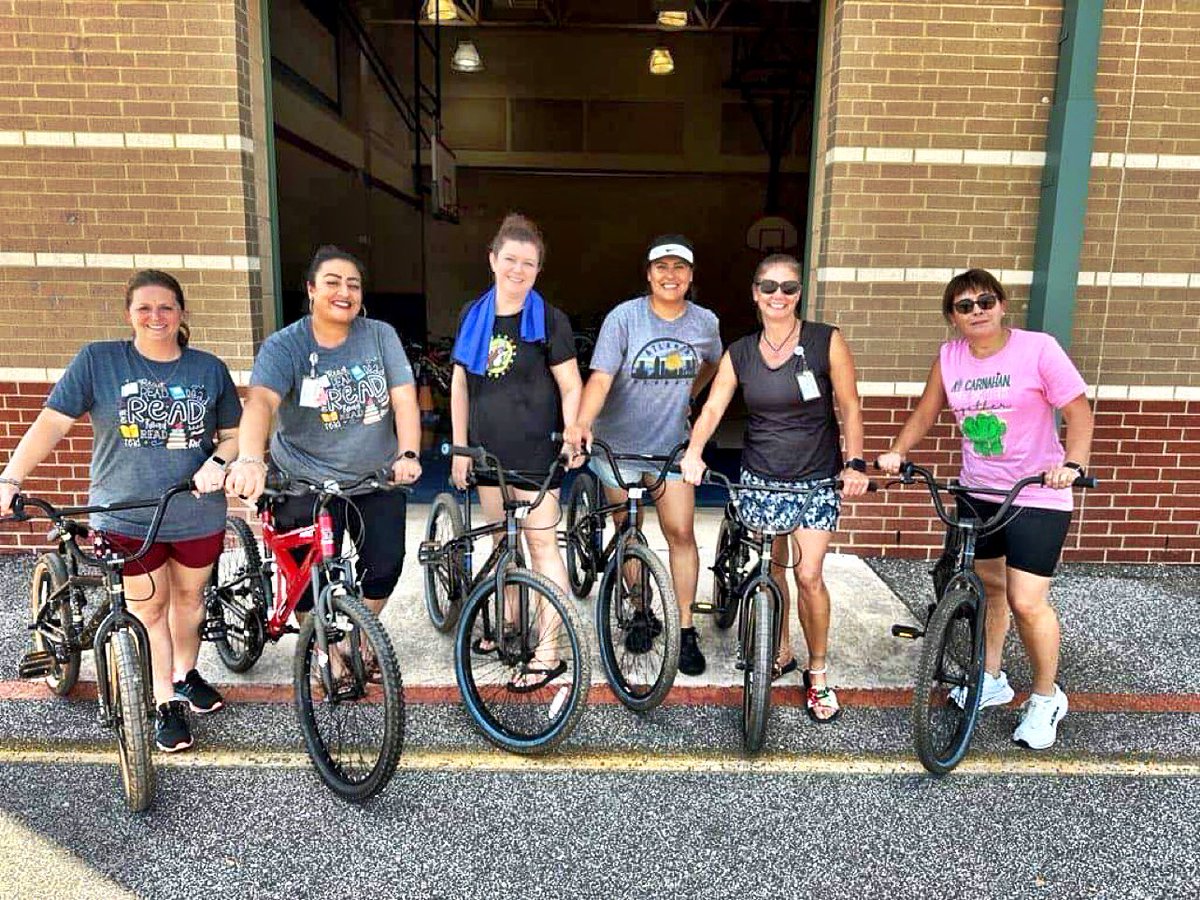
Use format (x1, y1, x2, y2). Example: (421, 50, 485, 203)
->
(305, 244, 367, 287)
(125, 269, 189, 348)
(942, 268, 1006, 320)
(489, 213, 545, 266)
(753, 253, 801, 283)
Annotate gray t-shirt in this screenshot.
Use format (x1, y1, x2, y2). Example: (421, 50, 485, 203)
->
(590, 296, 722, 455)
(46, 341, 241, 541)
(251, 316, 414, 483)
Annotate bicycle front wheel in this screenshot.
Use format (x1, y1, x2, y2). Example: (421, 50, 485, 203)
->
(912, 587, 985, 775)
(107, 628, 155, 812)
(423, 492, 466, 633)
(208, 517, 267, 673)
(711, 516, 743, 631)
(29, 553, 80, 696)
(595, 543, 680, 712)
(742, 582, 778, 754)
(565, 470, 599, 599)
(294, 592, 405, 802)
(455, 568, 590, 753)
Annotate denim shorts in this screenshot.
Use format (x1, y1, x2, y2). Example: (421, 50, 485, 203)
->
(588, 455, 683, 492)
(734, 468, 841, 534)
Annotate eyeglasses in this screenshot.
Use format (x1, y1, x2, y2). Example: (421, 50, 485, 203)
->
(755, 279, 801, 296)
(952, 293, 1000, 315)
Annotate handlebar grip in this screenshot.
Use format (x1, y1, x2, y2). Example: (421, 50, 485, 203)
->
(1076, 475, 1099, 489)
(833, 479, 880, 492)
(265, 470, 289, 492)
(448, 444, 487, 464)
(10, 495, 26, 520)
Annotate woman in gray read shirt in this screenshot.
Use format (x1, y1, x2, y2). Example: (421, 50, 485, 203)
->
(680, 254, 870, 723)
(0, 270, 241, 752)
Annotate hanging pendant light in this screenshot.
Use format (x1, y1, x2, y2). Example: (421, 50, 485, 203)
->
(423, 0, 458, 22)
(451, 40, 483, 73)
(657, 11, 688, 29)
(649, 46, 675, 75)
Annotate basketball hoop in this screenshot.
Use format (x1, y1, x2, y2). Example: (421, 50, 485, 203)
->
(746, 215, 798, 252)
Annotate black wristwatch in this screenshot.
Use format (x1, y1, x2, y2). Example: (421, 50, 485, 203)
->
(208, 455, 228, 471)
(1063, 461, 1086, 476)
(398, 450, 419, 461)
(844, 457, 867, 473)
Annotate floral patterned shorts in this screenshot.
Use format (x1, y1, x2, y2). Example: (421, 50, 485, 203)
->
(735, 468, 841, 534)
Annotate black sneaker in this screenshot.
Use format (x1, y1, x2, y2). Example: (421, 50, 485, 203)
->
(678, 627, 706, 676)
(623, 609, 663, 655)
(155, 700, 193, 753)
(173, 668, 225, 714)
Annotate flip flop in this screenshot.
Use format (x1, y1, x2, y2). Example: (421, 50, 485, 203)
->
(507, 659, 568, 694)
(773, 657, 798, 681)
(803, 669, 842, 724)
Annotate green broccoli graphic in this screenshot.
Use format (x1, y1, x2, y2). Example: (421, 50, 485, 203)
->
(962, 412, 1006, 457)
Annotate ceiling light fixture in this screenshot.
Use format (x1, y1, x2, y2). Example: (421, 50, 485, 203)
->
(422, 0, 458, 22)
(649, 46, 675, 75)
(451, 40, 483, 73)
(657, 11, 688, 29)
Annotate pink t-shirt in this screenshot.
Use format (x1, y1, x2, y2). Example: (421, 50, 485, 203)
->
(939, 328, 1087, 511)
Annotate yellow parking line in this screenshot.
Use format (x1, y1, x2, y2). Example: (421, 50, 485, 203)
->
(1, 745, 1197, 778)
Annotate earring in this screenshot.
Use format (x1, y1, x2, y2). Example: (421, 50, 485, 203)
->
(359, 302, 368, 318)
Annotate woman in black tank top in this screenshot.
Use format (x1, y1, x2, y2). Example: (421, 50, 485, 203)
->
(680, 254, 870, 723)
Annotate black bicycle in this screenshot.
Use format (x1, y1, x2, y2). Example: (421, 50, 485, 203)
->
(703, 470, 873, 752)
(9, 481, 194, 811)
(562, 438, 682, 712)
(419, 445, 589, 753)
(886, 461, 1096, 774)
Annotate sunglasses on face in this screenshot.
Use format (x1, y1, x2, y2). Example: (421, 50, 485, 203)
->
(952, 293, 1000, 315)
(755, 279, 801, 296)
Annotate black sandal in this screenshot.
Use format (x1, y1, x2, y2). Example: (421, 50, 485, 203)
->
(507, 659, 568, 694)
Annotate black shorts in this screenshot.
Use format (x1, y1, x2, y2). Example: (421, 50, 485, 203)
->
(955, 496, 1071, 578)
(473, 468, 564, 492)
(272, 487, 408, 607)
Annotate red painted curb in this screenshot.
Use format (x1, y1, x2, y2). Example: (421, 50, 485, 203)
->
(3, 679, 1199, 713)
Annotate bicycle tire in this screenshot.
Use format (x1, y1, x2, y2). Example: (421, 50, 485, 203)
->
(742, 581, 778, 754)
(294, 592, 405, 802)
(565, 471, 599, 599)
(29, 553, 80, 696)
(712, 516, 743, 631)
(912, 587, 985, 775)
(208, 517, 267, 673)
(108, 628, 155, 812)
(423, 492, 466, 633)
(595, 543, 680, 712)
(455, 567, 590, 753)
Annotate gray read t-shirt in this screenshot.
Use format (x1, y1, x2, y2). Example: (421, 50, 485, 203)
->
(590, 296, 722, 456)
(251, 316, 414, 483)
(46, 341, 241, 541)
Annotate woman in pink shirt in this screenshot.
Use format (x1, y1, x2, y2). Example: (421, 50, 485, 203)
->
(878, 269, 1094, 751)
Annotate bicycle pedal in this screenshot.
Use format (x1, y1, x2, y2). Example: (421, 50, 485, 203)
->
(18, 651, 57, 679)
(690, 602, 716, 615)
(891, 624, 924, 640)
(199, 619, 228, 642)
(417, 540, 440, 565)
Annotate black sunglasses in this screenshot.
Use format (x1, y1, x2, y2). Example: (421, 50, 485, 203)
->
(952, 293, 1000, 315)
(755, 279, 801, 296)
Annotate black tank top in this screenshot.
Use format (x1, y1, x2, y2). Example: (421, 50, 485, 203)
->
(728, 321, 842, 481)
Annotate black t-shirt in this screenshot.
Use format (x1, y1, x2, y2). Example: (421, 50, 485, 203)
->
(728, 320, 842, 481)
(460, 302, 576, 474)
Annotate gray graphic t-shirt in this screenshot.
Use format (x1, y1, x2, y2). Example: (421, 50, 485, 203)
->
(46, 341, 241, 541)
(590, 296, 722, 456)
(251, 316, 414, 483)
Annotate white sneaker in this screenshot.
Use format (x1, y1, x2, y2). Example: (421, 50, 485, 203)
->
(1012, 685, 1069, 750)
(951, 670, 1015, 710)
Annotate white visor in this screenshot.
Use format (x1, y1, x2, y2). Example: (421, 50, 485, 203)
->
(647, 243, 694, 265)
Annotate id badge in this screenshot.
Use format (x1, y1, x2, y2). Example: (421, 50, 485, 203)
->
(299, 375, 329, 408)
(796, 370, 820, 402)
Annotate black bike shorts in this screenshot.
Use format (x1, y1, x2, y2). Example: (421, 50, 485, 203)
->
(954, 496, 1072, 578)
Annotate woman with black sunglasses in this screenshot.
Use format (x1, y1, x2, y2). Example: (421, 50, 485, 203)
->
(680, 253, 869, 723)
(878, 268, 1094, 751)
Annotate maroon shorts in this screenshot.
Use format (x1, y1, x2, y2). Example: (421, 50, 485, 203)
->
(102, 530, 225, 577)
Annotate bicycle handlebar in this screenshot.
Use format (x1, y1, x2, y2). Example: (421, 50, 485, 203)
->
(262, 469, 411, 499)
(444, 441, 565, 512)
(698, 468, 879, 495)
(554, 433, 688, 493)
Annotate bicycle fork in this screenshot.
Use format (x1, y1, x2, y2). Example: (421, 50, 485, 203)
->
(93, 571, 155, 728)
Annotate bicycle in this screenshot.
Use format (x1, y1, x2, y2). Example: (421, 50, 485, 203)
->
(562, 438, 682, 712)
(418, 445, 589, 753)
(204, 470, 406, 802)
(702, 469, 873, 752)
(885, 461, 1096, 775)
(8, 481, 194, 811)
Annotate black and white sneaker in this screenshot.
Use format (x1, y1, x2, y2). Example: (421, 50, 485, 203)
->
(173, 668, 225, 714)
(155, 700, 194, 753)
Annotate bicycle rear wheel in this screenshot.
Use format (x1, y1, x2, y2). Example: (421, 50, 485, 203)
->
(29, 553, 80, 696)
(208, 517, 267, 673)
(595, 543, 680, 712)
(107, 628, 155, 812)
(742, 582, 778, 754)
(565, 471, 599, 599)
(912, 587, 985, 775)
(456, 568, 589, 753)
(294, 592, 405, 802)
(423, 492, 466, 633)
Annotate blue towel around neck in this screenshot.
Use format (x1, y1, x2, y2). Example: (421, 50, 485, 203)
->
(452, 286, 547, 376)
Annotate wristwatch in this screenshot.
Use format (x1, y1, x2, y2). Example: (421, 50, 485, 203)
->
(398, 450, 419, 461)
(844, 457, 867, 473)
(207, 455, 228, 471)
(1063, 461, 1086, 476)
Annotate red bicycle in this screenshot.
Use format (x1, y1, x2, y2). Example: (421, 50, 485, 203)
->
(204, 470, 406, 802)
